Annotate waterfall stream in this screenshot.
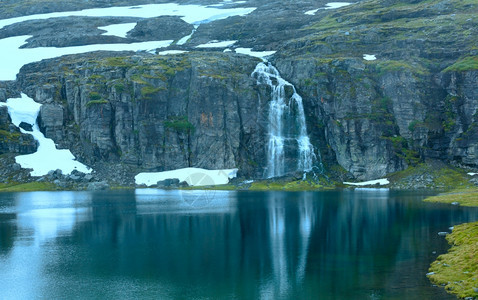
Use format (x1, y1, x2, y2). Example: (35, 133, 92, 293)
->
(252, 63, 316, 178)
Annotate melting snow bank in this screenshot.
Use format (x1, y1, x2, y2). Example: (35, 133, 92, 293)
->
(305, 2, 352, 15)
(0, 36, 173, 80)
(234, 48, 276, 61)
(343, 178, 389, 186)
(196, 40, 237, 48)
(0, 94, 91, 176)
(363, 54, 377, 61)
(0, 4, 256, 30)
(98, 23, 137, 38)
(157, 50, 188, 55)
(135, 167, 238, 187)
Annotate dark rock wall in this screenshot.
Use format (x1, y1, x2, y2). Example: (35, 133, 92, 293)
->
(16, 52, 269, 178)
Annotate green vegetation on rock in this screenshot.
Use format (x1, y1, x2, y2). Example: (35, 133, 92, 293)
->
(444, 56, 478, 72)
(164, 116, 194, 133)
(427, 222, 478, 299)
(0, 181, 57, 192)
(86, 99, 108, 107)
(425, 189, 478, 207)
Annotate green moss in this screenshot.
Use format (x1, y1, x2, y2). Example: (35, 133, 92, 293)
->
(88, 91, 102, 101)
(140, 85, 162, 98)
(114, 83, 126, 93)
(390, 163, 473, 190)
(0, 182, 57, 192)
(89, 74, 105, 80)
(376, 60, 418, 75)
(444, 56, 478, 72)
(427, 222, 478, 299)
(0, 129, 22, 142)
(86, 99, 108, 107)
(104, 57, 132, 68)
(164, 116, 195, 133)
(424, 189, 478, 207)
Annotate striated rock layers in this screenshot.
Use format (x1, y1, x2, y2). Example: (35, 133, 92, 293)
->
(15, 52, 271, 181)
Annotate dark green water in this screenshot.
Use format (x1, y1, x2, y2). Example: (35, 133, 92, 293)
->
(1, 189, 477, 299)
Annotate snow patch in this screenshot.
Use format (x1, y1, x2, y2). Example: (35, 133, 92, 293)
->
(304, 2, 352, 15)
(135, 167, 238, 187)
(0, 4, 256, 79)
(343, 178, 389, 186)
(0, 35, 173, 80)
(157, 50, 188, 55)
(98, 22, 137, 38)
(467, 172, 477, 176)
(196, 40, 237, 48)
(305, 9, 319, 15)
(363, 54, 377, 61)
(176, 25, 198, 45)
(0, 94, 91, 176)
(325, 2, 353, 9)
(235, 48, 276, 61)
(0, 4, 256, 30)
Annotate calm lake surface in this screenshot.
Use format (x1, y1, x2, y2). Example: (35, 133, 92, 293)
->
(1, 189, 477, 299)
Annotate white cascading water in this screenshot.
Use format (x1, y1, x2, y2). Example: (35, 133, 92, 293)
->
(252, 62, 316, 178)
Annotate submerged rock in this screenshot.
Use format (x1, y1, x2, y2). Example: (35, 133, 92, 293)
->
(87, 181, 109, 191)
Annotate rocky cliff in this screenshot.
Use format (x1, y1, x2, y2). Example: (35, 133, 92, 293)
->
(15, 52, 270, 183)
(1, 0, 477, 184)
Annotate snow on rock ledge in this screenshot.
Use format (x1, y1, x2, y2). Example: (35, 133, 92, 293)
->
(0, 93, 91, 176)
(135, 167, 238, 187)
(343, 178, 389, 186)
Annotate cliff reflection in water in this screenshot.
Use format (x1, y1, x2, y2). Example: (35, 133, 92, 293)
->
(1, 189, 477, 299)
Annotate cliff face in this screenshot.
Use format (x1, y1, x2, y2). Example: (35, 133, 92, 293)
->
(271, 0, 478, 179)
(16, 52, 269, 181)
(1, 0, 478, 183)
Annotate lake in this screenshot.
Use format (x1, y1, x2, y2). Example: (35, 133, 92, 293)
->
(1, 189, 477, 299)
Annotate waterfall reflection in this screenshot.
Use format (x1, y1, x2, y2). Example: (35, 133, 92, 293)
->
(1, 190, 477, 299)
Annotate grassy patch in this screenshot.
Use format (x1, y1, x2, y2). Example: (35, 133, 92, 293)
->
(427, 222, 478, 299)
(249, 178, 334, 191)
(389, 163, 473, 190)
(0, 181, 57, 192)
(140, 85, 162, 98)
(86, 99, 108, 107)
(444, 56, 478, 72)
(424, 189, 478, 207)
(164, 116, 195, 133)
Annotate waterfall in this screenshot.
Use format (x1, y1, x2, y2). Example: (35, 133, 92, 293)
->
(252, 62, 316, 178)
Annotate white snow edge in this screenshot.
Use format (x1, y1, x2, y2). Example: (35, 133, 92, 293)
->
(135, 167, 238, 187)
(343, 178, 390, 186)
(363, 54, 377, 61)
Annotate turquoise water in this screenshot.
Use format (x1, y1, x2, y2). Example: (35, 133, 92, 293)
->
(1, 189, 477, 299)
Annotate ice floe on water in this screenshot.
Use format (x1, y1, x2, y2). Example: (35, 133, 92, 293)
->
(135, 167, 238, 187)
(196, 40, 237, 48)
(343, 178, 390, 186)
(98, 22, 137, 38)
(363, 54, 377, 61)
(305, 2, 353, 15)
(0, 94, 91, 176)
